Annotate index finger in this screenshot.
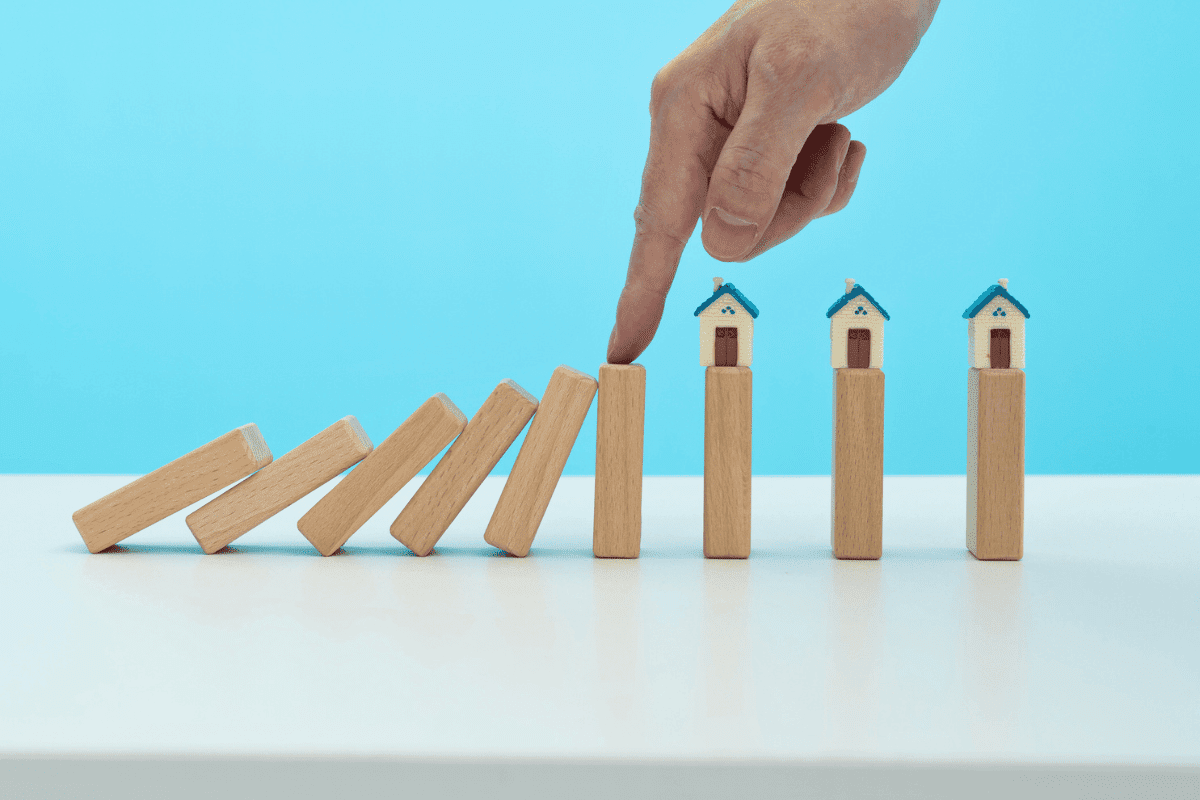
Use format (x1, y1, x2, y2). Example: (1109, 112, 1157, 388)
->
(606, 83, 727, 364)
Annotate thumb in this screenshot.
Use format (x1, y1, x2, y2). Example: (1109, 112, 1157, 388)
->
(701, 79, 823, 261)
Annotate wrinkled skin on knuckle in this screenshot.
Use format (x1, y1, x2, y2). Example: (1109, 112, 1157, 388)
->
(632, 201, 690, 255)
(712, 143, 783, 205)
(750, 25, 842, 110)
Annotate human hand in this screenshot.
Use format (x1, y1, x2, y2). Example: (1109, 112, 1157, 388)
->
(606, 0, 939, 363)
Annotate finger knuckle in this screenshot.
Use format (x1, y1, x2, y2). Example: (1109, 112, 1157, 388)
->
(712, 144, 779, 203)
(754, 32, 824, 83)
(750, 33, 845, 110)
(633, 202, 690, 251)
(648, 64, 678, 115)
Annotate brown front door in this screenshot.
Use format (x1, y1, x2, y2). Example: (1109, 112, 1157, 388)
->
(715, 327, 738, 366)
(990, 329, 1011, 368)
(847, 328, 870, 368)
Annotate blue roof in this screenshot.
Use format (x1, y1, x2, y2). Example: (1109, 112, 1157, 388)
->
(962, 284, 1030, 319)
(694, 282, 759, 318)
(826, 284, 890, 320)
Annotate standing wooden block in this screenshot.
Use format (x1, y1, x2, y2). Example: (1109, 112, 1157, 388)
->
(297, 394, 467, 556)
(831, 368, 885, 560)
(485, 366, 598, 557)
(72, 424, 273, 553)
(704, 366, 752, 558)
(186, 416, 374, 554)
(391, 380, 538, 556)
(968, 368, 1025, 560)
(593, 363, 646, 558)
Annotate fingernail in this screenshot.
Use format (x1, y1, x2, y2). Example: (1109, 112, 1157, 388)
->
(703, 207, 758, 259)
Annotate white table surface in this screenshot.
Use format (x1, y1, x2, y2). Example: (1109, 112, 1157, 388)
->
(1, 475, 1197, 798)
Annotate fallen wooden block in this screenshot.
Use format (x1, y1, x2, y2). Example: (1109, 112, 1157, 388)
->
(704, 366, 752, 558)
(72, 424, 273, 553)
(187, 416, 374, 554)
(297, 395, 467, 556)
(391, 379, 538, 556)
(593, 363, 645, 558)
(485, 366, 597, 557)
(968, 368, 1025, 560)
(831, 368, 885, 560)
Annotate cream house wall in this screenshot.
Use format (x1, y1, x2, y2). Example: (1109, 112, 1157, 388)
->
(829, 299, 885, 368)
(968, 296, 1026, 368)
(967, 367, 981, 550)
(698, 296, 754, 366)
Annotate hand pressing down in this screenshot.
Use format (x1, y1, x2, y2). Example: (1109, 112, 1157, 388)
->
(606, 0, 940, 364)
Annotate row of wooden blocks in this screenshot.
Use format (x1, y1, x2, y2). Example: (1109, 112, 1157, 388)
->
(74, 365, 644, 558)
(72, 363, 1022, 561)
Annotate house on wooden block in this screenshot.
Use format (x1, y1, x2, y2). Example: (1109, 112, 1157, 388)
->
(963, 279, 1030, 369)
(695, 277, 758, 367)
(826, 279, 889, 368)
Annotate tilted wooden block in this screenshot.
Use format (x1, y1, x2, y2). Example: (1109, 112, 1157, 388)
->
(831, 368, 885, 560)
(187, 416, 374, 554)
(704, 366, 752, 558)
(297, 395, 467, 556)
(485, 366, 598, 557)
(391, 380, 538, 556)
(72, 424, 273, 553)
(968, 368, 1025, 560)
(593, 363, 645, 558)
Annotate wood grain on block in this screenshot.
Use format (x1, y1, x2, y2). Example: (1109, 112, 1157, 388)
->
(485, 366, 598, 557)
(391, 380, 538, 556)
(593, 363, 645, 558)
(71, 425, 273, 553)
(968, 368, 1025, 560)
(704, 366, 752, 559)
(831, 368, 885, 560)
(297, 395, 467, 556)
(187, 417, 374, 554)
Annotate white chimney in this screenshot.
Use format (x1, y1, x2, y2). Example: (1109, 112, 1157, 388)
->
(998, 278, 1009, 290)
(845, 278, 855, 295)
(713, 276, 723, 292)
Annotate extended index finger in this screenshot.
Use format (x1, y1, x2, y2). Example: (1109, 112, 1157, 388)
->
(607, 82, 726, 364)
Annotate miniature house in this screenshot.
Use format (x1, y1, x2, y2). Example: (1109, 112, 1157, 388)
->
(826, 280, 889, 369)
(963, 279, 1030, 369)
(695, 278, 758, 367)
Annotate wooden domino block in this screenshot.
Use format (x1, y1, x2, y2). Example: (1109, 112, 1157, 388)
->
(704, 366, 752, 558)
(968, 368, 1025, 560)
(391, 380, 538, 556)
(72, 424, 273, 553)
(831, 368, 885, 560)
(485, 366, 597, 557)
(297, 394, 467, 556)
(186, 416, 374, 554)
(593, 363, 645, 558)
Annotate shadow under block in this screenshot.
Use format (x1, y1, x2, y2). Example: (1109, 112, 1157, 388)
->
(704, 366, 752, 559)
(187, 417, 374, 554)
(71, 425, 273, 553)
(968, 368, 1025, 560)
(297, 395, 467, 556)
(831, 368, 885, 560)
(485, 366, 598, 557)
(391, 380, 538, 556)
(593, 363, 646, 558)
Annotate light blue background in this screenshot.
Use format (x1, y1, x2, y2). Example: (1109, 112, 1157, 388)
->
(2, 1, 1196, 475)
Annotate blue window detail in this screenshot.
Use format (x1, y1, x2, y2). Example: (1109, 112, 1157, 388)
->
(854, 305, 867, 315)
(992, 306, 1007, 317)
(721, 305, 736, 314)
